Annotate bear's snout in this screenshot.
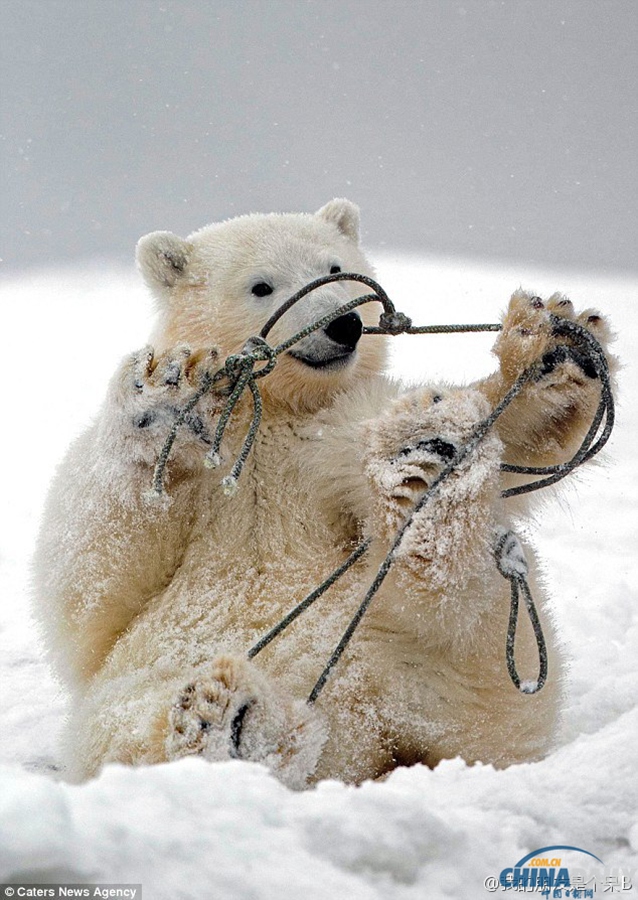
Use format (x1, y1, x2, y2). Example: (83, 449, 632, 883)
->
(324, 312, 363, 351)
(289, 310, 363, 370)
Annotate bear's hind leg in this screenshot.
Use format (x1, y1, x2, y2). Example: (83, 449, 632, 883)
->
(166, 655, 326, 789)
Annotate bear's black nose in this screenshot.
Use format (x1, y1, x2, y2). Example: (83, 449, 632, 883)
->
(324, 312, 363, 350)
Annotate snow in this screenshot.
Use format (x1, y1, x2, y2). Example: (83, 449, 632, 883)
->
(0, 255, 636, 898)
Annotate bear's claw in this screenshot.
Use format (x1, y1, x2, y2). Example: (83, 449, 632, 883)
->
(229, 701, 254, 759)
(494, 289, 613, 388)
(109, 343, 223, 470)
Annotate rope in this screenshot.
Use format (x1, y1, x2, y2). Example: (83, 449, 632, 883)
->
(495, 529, 548, 694)
(306, 361, 542, 704)
(500, 315, 614, 497)
(149, 273, 501, 495)
(150, 338, 275, 496)
(259, 272, 394, 339)
(364, 322, 502, 335)
(304, 316, 612, 700)
(150, 370, 218, 495)
(143, 272, 613, 700)
(247, 538, 372, 660)
(249, 315, 611, 702)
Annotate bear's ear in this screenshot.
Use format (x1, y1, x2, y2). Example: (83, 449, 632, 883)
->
(316, 199, 360, 243)
(136, 231, 192, 295)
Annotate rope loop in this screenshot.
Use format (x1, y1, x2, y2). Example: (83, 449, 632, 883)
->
(494, 528, 548, 694)
(494, 528, 547, 694)
(218, 336, 277, 386)
(142, 272, 614, 705)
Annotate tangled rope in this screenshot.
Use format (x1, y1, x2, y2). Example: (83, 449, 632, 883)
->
(147, 273, 614, 700)
(150, 273, 500, 497)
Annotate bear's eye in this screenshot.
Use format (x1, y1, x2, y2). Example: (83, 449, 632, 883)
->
(251, 282, 274, 298)
(330, 265, 342, 274)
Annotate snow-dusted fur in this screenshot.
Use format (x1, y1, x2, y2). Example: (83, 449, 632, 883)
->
(33, 200, 614, 787)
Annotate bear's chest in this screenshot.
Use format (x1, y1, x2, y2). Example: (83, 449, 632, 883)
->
(186, 415, 344, 575)
(143, 416, 361, 672)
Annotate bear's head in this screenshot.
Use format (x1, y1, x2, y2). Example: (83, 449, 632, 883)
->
(136, 200, 388, 412)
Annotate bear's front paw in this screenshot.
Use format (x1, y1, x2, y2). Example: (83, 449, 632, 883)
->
(104, 344, 222, 468)
(492, 291, 615, 462)
(166, 656, 325, 789)
(494, 290, 613, 387)
(365, 388, 501, 539)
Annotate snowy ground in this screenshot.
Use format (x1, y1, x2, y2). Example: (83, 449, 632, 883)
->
(0, 255, 636, 898)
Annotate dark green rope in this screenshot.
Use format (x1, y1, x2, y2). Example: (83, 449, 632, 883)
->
(307, 362, 541, 704)
(495, 529, 548, 694)
(364, 322, 502, 335)
(500, 315, 614, 497)
(305, 317, 612, 701)
(145, 273, 613, 700)
(258, 272, 394, 340)
(150, 272, 503, 495)
(247, 538, 372, 660)
(150, 370, 219, 495)
(505, 577, 548, 693)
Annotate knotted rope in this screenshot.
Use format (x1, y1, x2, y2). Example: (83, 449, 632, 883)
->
(150, 273, 500, 496)
(146, 273, 614, 699)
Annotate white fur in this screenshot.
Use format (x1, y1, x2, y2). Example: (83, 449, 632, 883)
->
(34, 201, 614, 786)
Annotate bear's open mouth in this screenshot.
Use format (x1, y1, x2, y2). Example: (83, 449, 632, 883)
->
(288, 348, 355, 371)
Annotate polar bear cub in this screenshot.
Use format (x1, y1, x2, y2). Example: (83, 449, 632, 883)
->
(33, 200, 613, 786)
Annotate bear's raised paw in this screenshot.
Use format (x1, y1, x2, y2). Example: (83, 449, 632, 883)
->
(104, 344, 224, 469)
(494, 289, 613, 387)
(491, 290, 615, 463)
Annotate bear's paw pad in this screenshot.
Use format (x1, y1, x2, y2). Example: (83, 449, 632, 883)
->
(496, 290, 613, 386)
(166, 657, 257, 761)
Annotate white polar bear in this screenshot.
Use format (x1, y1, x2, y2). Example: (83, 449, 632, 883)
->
(33, 200, 613, 787)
